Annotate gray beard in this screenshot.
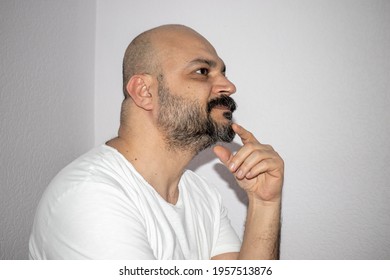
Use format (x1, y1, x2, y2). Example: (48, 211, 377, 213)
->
(156, 78, 235, 155)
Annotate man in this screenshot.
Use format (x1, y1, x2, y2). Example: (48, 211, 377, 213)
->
(29, 24, 284, 260)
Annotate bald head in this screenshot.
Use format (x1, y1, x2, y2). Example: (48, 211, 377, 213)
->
(122, 28, 155, 98)
(122, 24, 213, 98)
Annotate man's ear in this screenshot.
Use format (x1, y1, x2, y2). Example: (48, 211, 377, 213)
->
(125, 75, 154, 110)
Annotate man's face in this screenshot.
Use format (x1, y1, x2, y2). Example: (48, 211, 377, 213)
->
(153, 28, 238, 153)
(156, 75, 236, 154)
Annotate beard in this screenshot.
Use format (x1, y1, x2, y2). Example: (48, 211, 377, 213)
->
(156, 76, 237, 154)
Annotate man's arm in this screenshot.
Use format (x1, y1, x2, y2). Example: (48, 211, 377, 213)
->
(238, 196, 281, 259)
(213, 124, 284, 260)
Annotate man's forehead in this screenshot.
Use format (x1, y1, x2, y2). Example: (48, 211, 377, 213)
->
(144, 25, 225, 70)
(187, 57, 226, 71)
(157, 38, 223, 67)
(158, 47, 225, 73)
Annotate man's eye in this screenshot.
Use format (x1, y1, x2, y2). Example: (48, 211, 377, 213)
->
(195, 68, 209, 75)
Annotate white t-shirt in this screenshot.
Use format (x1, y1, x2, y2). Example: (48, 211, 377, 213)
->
(29, 145, 241, 259)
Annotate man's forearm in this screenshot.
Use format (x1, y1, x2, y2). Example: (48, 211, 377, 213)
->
(212, 124, 284, 259)
(238, 194, 281, 260)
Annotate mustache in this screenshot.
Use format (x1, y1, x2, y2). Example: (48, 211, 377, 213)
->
(207, 94, 237, 113)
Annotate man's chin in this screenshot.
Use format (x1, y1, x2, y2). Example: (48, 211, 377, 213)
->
(215, 123, 235, 143)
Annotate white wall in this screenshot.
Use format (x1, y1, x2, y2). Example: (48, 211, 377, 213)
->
(95, 0, 390, 259)
(0, 1, 96, 259)
(1, 0, 389, 260)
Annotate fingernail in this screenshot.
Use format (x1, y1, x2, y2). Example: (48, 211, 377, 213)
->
(237, 169, 243, 178)
(229, 162, 235, 171)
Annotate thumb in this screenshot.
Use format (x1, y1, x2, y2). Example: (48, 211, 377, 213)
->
(213, 145, 233, 166)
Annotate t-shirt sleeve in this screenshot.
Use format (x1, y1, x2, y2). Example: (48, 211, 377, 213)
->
(211, 198, 242, 258)
(35, 182, 156, 260)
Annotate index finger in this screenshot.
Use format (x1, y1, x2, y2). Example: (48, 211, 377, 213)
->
(232, 123, 260, 145)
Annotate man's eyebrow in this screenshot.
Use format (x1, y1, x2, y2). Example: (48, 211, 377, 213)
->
(188, 58, 226, 72)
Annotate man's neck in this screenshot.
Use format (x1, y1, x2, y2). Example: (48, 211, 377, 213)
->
(106, 129, 195, 205)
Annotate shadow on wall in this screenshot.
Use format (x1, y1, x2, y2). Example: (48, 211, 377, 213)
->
(187, 142, 248, 206)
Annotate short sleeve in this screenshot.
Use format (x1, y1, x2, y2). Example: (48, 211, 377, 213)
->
(34, 182, 156, 259)
(211, 203, 242, 257)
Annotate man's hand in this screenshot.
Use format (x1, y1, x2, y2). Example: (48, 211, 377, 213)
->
(213, 123, 284, 259)
(213, 124, 284, 204)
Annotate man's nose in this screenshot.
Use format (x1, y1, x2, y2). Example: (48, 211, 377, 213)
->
(212, 75, 236, 96)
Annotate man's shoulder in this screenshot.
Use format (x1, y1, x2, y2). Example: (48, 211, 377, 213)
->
(44, 145, 131, 197)
(59, 144, 127, 178)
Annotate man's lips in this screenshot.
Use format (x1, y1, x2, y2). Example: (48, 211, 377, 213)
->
(211, 105, 233, 120)
(207, 94, 237, 114)
(213, 105, 231, 111)
(207, 95, 237, 121)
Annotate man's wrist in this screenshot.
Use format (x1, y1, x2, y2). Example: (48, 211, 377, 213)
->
(247, 192, 282, 208)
